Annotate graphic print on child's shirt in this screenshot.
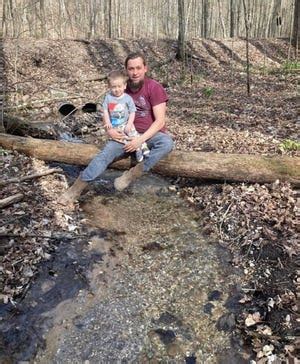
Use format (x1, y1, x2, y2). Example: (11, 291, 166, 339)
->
(108, 102, 127, 127)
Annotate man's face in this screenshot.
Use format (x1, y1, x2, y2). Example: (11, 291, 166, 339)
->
(126, 57, 148, 88)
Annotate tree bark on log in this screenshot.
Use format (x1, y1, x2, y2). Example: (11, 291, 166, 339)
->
(0, 133, 299, 186)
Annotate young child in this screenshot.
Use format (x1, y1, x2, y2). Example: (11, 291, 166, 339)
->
(102, 70, 149, 162)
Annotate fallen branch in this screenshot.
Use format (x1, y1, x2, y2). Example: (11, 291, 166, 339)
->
(82, 75, 107, 82)
(0, 193, 24, 209)
(0, 233, 85, 240)
(0, 167, 62, 187)
(219, 202, 233, 239)
(0, 214, 26, 228)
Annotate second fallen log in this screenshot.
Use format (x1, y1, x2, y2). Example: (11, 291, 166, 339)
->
(0, 193, 24, 209)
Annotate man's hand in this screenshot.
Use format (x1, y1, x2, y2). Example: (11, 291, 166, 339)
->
(107, 128, 125, 142)
(123, 136, 143, 152)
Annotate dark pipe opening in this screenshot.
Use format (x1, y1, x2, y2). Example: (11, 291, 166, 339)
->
(58, 103, 77, 116)
(82, 103, 97, 113)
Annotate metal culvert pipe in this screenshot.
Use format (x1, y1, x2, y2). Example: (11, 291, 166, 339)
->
(82, 103, 97, 113)
(58, 102, 77, 116)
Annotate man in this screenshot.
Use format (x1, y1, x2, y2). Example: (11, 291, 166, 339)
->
(59, 52, 174, 205)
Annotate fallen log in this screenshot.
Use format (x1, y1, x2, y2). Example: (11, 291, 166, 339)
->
(0, 133, 299, 186)
(0, 193, 24, 209)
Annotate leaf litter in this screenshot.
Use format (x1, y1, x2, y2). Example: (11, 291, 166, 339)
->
(178, 180, 299, 362)
(0, 151, 81, 303)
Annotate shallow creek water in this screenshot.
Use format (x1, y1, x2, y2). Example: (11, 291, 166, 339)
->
(1, 172, 244, 363)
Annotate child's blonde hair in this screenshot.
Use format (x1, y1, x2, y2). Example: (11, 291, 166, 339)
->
(107, 70, 128, 84)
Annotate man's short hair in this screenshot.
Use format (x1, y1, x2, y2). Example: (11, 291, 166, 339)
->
(107, 69, 128, 84)
(125, 52, 147, 68)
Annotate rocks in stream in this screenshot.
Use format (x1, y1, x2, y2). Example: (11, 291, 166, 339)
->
(154, 328, 176, 345)
(216, 313, 236, 332)
(208, 289, 223, 301)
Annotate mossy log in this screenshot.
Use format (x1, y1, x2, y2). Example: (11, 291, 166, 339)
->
(0, 133, 299, 186)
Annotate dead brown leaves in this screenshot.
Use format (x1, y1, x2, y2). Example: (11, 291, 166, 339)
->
(180, 180, 299, 361)
(180, 180, 298, 265)
(0, 150, 79, 303)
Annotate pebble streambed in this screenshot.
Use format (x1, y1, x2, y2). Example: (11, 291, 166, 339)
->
(2, 172, 243, 363)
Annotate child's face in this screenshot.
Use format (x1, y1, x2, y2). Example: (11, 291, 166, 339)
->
(109, 77, 126, 97)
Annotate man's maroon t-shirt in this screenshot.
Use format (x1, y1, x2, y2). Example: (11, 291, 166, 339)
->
(126, 77, 168, 134)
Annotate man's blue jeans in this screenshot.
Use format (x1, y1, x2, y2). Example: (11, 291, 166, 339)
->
(81, 132, 174, 182)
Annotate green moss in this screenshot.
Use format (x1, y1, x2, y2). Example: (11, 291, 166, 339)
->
(279, 139, 300, 152)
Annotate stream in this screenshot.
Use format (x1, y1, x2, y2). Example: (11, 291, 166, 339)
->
(1, 170, 245, 363)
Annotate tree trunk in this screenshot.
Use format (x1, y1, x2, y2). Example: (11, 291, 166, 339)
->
(242, 0, 251, 96)
(87, 0, 95, 39)
(202, 0, 208, 38)
(230, 0, 235, 37)
(217, 0, 226, 38)
(236, 0, 241, 36)
(0, 33, 4, 133)
(108, 0, 113, 38)
(265, 0, 274, 37)
(270, 0, 282, 37)
(39, 0, 47, 38)
(0, 134, 299, 187)
(176, 0, 185, 60)
(2, 0, 7, 35)
(292, 0, 299, 47)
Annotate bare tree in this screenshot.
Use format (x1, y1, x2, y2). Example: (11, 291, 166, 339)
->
(230, 0, 235, 37)
(39, 0, 47, 38)
(0, 31, 5, 132)
(292, 0, 299, 47)
(236, 0, 242, 36)
(176, 0, 185, 61)
(242, 0, 251, 96)
(269, 0, 282, 37)
(202, 0, 209, 38)
(105, 0, 113, 38)
(217, 0, 226, 37)
(2, 0, 7, 35)
(87, 0, 96, 39)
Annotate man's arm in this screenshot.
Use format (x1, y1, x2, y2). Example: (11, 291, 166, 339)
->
(123, 102, 166, 152)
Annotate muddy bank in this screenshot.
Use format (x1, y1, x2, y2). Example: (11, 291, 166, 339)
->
(0, 235, 103, 362)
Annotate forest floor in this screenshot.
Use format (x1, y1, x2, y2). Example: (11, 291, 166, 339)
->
(0, 37, 299, 363)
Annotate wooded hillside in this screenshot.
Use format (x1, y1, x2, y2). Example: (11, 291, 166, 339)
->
(1, 0, 297, 40)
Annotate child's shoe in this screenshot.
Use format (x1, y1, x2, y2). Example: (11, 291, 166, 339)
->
(141, 143, 150, 157)
(136, 149, 144, 162)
